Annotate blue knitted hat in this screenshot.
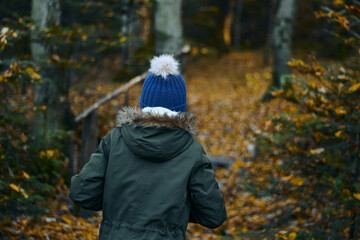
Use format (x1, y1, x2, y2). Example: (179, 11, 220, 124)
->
(140, 55, 187, 112)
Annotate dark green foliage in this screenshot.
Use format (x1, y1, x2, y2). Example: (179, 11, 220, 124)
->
(0, 0, 147, 219)
(253, 2, 360, 238)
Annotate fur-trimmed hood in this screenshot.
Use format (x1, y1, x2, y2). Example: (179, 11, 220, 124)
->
(116, 107, 197, 137)
(116, 107, 196, 162)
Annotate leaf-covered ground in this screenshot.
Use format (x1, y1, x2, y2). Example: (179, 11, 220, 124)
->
(2, 52, 295, 239)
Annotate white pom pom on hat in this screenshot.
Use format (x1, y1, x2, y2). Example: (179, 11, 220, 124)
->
(149, 54, 180, 78)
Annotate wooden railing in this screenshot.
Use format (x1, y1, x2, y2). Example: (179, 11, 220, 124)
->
(74, 45, 190, 172)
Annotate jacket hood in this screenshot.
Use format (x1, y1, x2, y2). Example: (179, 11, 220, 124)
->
(116, 107, 196, 162)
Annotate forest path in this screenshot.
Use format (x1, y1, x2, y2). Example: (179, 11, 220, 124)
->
(185, 52, 290, 239)
(186, 52, 273, 157)
(4, 52, 291, 240)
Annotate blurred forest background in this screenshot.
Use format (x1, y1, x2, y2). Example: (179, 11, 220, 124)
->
(1, 0, 360, 239)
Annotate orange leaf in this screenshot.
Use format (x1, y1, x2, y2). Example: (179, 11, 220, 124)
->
(38, 105, 46, 111)
(335, 108, 347, 115)
(271, 90, 284, 96)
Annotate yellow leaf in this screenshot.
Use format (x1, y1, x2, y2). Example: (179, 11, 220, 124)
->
(119, 37, 127, 43)
(62, 216, 72, 224)
(289, 232, 297, 240)
(313, 65, 324, 73)
(46, 149, 55, 159)
(9, 183, 20, 192)
(281, 175, 294, 182)
(191, 47, 198, 56)
(288, 61, 298, 67)
(20, 188, 28, 199)
(22, 170, 30, 179)
(39, 151, 46, 157)
(31, 72, 41, 80)
(335, 108, 347, 115)
(308, 80, 316, 88)
(26, 67, 41, 79)
(201, 48, 209, 54)
(0, 75, 3, 82)
(333, 0, 344, 5)
(291, 177, 304, 186)
(25, 67, 35, 74)
(249, 196, 256, 203)
(335, 130, 342, 137)
(232, 158, 245, 170)
(353, 193, 360, 200)
(288, 60, 304, 68)
(349, 82, 360, 92)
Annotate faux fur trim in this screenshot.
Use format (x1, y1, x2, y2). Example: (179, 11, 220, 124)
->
(116, 107, 197, 137)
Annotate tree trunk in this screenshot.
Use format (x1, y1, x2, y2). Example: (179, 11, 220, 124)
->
(233, 0, 244, 51)
(79, 111, 99, 168)
(271, 0, 297, 88)
(214, 0, 231, 52)
(31, 0, 64, 146)
(263, 0, 280, 65)
(121, 0, 130, 80)
(154, 0, 183, 54)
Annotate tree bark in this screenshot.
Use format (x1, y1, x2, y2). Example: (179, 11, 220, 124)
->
(31, 0, 64, 146)
(154, 0, 183, 54)
(263, 0, 280, 65)
(214, 0, 231, 52)
(31, 0, 60, 63)
(233, 0, 244, 51)
(79, 111, 99, 168)
(121, 0, 130, 79)
(272, 0, 296, 88)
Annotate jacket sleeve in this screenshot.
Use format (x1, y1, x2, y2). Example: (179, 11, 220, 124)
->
(69, 134, 110, 211)
(188, 145, 227, 229)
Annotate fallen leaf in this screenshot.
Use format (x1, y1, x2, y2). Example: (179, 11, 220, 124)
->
(349, 82, 360, 92)
(335, 130, 342, 137)
(291, 177, 304, 186)
(289, 232, 297, 240)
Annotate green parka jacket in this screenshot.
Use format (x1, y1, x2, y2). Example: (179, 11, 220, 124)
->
(69, 107, 227, 240)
